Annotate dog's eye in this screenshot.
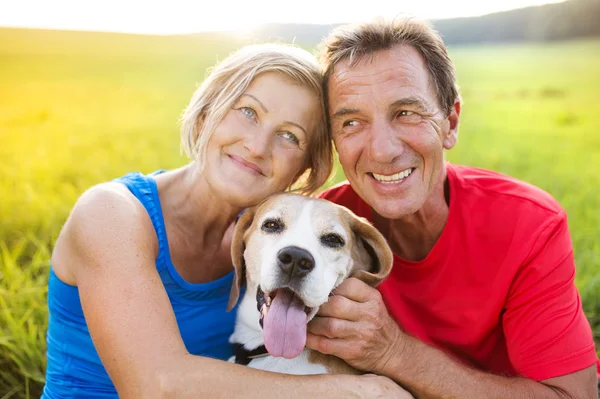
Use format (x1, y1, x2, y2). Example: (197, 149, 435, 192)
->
(261, 218, 284, 233)
(320, 233, 345, 248)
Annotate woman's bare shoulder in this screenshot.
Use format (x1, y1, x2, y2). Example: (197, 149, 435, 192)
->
(52, 182, 158, 284)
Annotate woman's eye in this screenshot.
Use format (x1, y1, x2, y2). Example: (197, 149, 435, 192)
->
(240, 107, 256, 120)
(261, 218, 284, 233)
(280, 131, 299, 145)
(342, 120, 358, 128)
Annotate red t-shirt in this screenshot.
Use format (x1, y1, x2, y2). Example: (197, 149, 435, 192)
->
(320, 163, 599, 381)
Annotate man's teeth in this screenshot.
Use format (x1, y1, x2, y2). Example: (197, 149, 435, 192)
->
(372, 168, 413, 183)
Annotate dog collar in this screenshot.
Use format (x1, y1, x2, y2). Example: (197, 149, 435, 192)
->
(233, 343, 269, 365)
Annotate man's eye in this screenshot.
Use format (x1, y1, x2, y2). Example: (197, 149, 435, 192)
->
(342, 120, 358, 128)
(240, 107, 256, 119)
(261, 218, 284, 233)
(320, 233, 345, 248)
(396, 110, 422, 124)
(398, 110, 415, 117)
(280, 131, 299, 145)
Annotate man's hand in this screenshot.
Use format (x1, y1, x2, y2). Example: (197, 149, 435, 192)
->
(306, 277, 405, 375)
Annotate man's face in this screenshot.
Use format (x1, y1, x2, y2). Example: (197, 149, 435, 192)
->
(328, 45, 460, 219)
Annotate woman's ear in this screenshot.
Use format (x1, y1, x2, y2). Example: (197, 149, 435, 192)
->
(227, 207, 256, 311)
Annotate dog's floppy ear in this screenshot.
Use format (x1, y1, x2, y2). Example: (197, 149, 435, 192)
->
(348, 212, 393, 287)
(227, 207, 256, 312)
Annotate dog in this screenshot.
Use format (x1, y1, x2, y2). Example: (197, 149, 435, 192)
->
(227, 192, 393, 375)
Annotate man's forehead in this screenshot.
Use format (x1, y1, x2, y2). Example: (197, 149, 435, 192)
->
(330, 45, 425, 77)
(327, 46, 433, 108)
(330, 65, 417, 95)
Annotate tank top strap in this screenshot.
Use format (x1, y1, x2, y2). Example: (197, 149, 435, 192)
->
(114, 171, 169, 271)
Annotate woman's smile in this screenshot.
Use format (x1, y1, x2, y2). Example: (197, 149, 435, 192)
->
(228, 154, 265, 176)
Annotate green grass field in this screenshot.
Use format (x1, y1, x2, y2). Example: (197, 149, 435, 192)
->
(1, 27, 599, 398)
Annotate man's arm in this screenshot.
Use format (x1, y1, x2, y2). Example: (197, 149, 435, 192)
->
(306, 278, 598, 399)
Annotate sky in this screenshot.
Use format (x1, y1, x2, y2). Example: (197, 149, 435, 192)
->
(1, 0, 565, 35)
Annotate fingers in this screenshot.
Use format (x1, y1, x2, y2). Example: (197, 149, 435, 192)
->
(307, 316, 356, 339)
(332, 277, 380, 303)
(317, 293, 362, 320)
(317, 278, 385, 322)
(305, 331, 349, 357)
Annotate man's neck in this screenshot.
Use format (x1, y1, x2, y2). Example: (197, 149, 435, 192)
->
(373, 176, 450, 262)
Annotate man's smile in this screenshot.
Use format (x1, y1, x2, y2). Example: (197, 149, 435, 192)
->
(369, 167, 415, 184)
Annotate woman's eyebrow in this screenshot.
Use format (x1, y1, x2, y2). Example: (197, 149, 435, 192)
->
(240, 94, 268, 113)
(285, 121, 307, 135)
(240, 94, 307, 135)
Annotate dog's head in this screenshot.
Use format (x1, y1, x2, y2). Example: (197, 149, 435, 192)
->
(227, 193, 393, 359)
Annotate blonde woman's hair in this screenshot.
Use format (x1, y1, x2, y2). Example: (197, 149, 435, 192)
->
(180, 43, 333, 195)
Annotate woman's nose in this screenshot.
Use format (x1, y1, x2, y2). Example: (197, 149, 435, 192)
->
(243, 127, 271, 158)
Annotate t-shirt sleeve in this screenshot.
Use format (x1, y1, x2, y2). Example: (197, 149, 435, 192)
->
(503, 210, 597, 381)
(318, 185, 342, 201)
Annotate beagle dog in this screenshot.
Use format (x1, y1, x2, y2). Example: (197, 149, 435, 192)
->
(227, 193, 393, 375)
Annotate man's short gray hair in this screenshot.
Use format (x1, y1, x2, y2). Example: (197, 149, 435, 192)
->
(319, 17, 459, 117)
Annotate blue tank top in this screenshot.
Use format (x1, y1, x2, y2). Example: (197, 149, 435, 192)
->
(42, 171, 241, 398)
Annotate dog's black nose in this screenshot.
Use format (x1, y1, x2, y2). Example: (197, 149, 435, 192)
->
(277, 246, 315, 278)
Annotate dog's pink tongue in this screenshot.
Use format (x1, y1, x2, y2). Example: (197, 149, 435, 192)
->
(263, 289, 307, 359)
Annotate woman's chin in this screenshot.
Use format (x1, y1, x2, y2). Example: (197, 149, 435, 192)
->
(223, 188, 271, 208)
(206, 172, 290, 210)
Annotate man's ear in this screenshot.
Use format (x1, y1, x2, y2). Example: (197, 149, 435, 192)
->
(347, 210, 393, 287)
(227, 207, 256, 311)
(443, 97, 461, 150)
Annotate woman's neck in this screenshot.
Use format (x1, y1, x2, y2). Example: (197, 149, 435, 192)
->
(157, 163, 243, 251)
(153, 163, 244, 283)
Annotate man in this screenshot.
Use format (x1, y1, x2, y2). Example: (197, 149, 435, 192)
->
(307, 18, 600, 398)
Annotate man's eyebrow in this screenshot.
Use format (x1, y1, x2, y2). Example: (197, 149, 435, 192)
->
(332, 107, 360, 119)
(240, 94, 268, 113)
(391, 97, 430, 113)
(332, 97, 431, 119)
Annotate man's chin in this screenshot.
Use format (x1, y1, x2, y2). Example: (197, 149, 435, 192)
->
(369, 195, 422, 220)
(350, 177, 423, 218)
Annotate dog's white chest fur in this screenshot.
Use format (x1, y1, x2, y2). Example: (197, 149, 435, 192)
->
(246, 350, 328, 375)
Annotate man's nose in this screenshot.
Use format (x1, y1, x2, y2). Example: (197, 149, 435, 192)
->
(368, 120, 405, 164)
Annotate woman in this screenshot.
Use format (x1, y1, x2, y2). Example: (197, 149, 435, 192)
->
(42, 43, 406, 398)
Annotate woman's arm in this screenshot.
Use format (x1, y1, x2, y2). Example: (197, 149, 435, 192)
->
(53, 183, 409, 399)
(159, 356, 409, 399)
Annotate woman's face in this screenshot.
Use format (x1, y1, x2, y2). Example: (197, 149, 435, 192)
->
(204, 72, 320, 207)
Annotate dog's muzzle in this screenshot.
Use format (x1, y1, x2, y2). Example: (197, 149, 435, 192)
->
(277, 246, 315, 279)
(255, 283, 315, 360)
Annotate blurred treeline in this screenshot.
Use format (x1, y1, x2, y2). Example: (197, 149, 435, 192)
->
(249, 0, 600, 45)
